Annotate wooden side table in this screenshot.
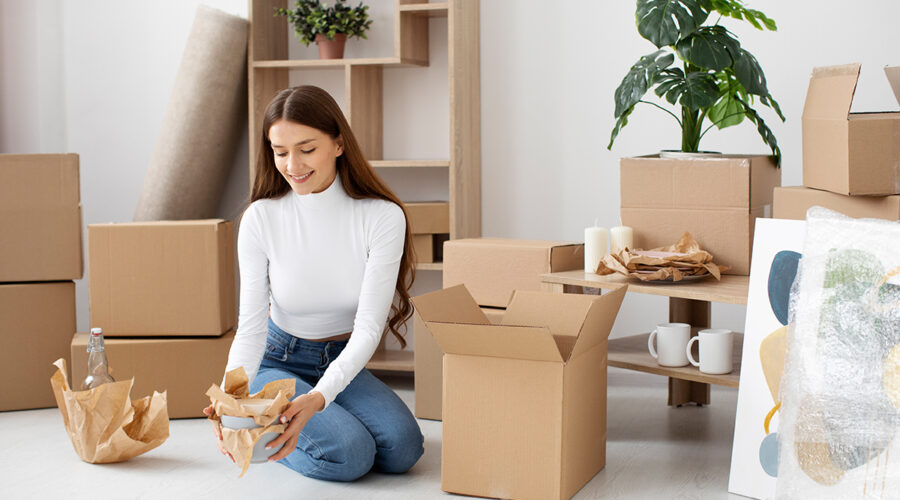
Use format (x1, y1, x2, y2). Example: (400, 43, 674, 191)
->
(541, 271, 748, 406)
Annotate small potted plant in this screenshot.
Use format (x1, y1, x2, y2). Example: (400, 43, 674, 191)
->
(608, 0, 784, 164)
(276, 0, 372, 60)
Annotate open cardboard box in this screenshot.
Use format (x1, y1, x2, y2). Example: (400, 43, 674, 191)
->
(412, 284, 626, 500)
(802, 63, 900, 195)
(774, 186, 900, 221)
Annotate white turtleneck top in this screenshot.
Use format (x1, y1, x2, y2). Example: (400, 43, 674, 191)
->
(225, 177, 406, 409)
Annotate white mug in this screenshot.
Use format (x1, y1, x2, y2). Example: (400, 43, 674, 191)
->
(648, 323, 691, 367)
(686, 328, 733, 374)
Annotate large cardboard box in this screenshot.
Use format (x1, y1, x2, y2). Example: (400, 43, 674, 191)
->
(0, 154, 83, 282)
(1, 282, 76, 411)
(412, 234, 434, 264)
(413, 285, 626, 500)
(620, 154, 780, 275)
(443, 239, 585, 308)
(70, 331, 234, 418)
(802, 63, 900, 195)
(88, 220, 235, 336)
(405, 202, 450, 234)
(774, 186, 900, 221)
(414, 305, 504, 421)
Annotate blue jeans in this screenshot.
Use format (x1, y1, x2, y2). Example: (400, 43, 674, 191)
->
(250, 319, 424, 481)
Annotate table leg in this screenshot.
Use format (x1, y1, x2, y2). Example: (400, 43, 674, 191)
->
(668, 297, 711, 406)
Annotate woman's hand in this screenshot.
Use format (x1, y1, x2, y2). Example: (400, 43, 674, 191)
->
(266, 391, 326, 462)
(202, 404, 234, 463)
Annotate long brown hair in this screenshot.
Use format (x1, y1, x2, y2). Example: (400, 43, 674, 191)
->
(251, 86, 415, 348)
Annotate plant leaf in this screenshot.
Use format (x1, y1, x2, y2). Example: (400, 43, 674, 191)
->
(636, 0, 711, 48)
(733, 49, 768, 95)
(709, 0, 777, 31)
(707, 72, 745, 129)
(736, 95, 781, 165)
(675, 25, 741, 71)
(655, 68, 719, 110)
(760, 93, 785, 122)
(613, 50, 675, 117)
(608, 105, 636, 150)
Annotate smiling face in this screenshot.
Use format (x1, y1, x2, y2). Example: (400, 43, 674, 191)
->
(268, 119, 343, 195)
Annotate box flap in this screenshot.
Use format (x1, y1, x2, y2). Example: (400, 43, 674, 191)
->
(570, 287, 627, 360)
(410, 284, 491, 325)
(802, 63, 860, 120)
(885, 66, 900, 106)
(426, 322, 563, 362)
(502, 290, 595, 336)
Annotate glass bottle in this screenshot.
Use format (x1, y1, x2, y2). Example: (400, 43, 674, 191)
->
(81, 327, 115, 390)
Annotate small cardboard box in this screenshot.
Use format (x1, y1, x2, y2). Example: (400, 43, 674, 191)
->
(412, 234, 434, 264)
(620, 154, 780, 275)
(70, 331, 234, 419)
(774, 186, 900, 221)
(413, 305, 505, 421)
(0, 154, 83, 282)
(405, 202, 449, 234)
(443, 239, 585, 308)
(802, 63, 900, 195)
(1, 282, 76, 411)
(88, 220, 235, 336)
(412, 285, 626, 500)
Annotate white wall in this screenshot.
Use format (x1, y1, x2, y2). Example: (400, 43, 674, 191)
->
(2, 0, 900, 340)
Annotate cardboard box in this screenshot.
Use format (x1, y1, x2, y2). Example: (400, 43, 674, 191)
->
(1, 282, 76, 411)
(774, 186, 900, 221)
(414, 305, 504, 421)
(443, 239, 585, 307)
(0, 154, 83, 282)
(70, 331, 234, 418)
(802, 63, 900, 195)
(405, 202, 449, 234)
(89, 220, 235, 336)
(620, 154, 780, 275)
(413, 285, 626, 500)
(412, 234, 434, 264)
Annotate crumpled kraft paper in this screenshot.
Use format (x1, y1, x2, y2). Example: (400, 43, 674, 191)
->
(49, 358, 169, 464)
(596, 232, 728, 281)
(206, 367, 295, 477)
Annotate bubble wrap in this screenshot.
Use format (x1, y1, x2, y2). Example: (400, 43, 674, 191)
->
(776, 208, 900, 499)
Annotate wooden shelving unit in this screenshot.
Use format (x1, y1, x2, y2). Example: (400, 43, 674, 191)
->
(248, 0, 481, 373)
(542, 271, 749, 405)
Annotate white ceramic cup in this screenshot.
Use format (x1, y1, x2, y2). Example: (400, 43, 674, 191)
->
(647, 322, 691, 367)
(686, 328, 734, 374)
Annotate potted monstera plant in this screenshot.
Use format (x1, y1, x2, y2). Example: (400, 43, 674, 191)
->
(276, 0, 372, 60)
(608, 0, 784, 164)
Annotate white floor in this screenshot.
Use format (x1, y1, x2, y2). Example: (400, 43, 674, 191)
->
(0, 369, 749, 499)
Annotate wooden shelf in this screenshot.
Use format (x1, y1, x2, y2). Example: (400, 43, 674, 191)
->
(541, 271, 749, 305)
(252, 57, 427, 69)
(367, 348, 414, 372)
(608, 333, 743, 388)
(369, 160, 450, 168)
(400, 2, 449, 17)
(415, 262, 443, 271)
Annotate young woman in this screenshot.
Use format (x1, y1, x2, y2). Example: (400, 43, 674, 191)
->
(206, 85, 424, 481)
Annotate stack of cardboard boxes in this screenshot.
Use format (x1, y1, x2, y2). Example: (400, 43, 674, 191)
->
(0, 154, 81, 412)
(405, 202, 450, 264)
(74, 219, 236, 418)
(774, 63, 900, 220)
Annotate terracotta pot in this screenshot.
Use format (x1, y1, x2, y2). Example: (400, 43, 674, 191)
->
(315, 33, 347, 59)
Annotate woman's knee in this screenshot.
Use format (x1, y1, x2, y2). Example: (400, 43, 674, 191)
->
(375, 418, 425, 474)
(289, 421, 377, 482)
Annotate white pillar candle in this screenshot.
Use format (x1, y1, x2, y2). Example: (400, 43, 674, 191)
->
(610, 226, 634, 254)
(584, 226, 609, 273)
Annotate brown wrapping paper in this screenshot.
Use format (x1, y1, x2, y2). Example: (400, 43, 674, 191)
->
(206, 367, 295, 477)
(49, 358, 169, 464)
(596, 232, 729, 281)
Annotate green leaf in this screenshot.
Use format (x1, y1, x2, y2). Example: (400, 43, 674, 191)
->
(655, 68, 719, 110)
(613, 50, 675, 117)
(709, 0, 777, 31)
(733, 49, 768, 95)
(608, 105, 635, 149)
(675, 26, 741, 71)
(636, 0, 711, 48)
(707, 72, 745, 129)
(736, 95, 781, 165)
(760, 93, 785, 122)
